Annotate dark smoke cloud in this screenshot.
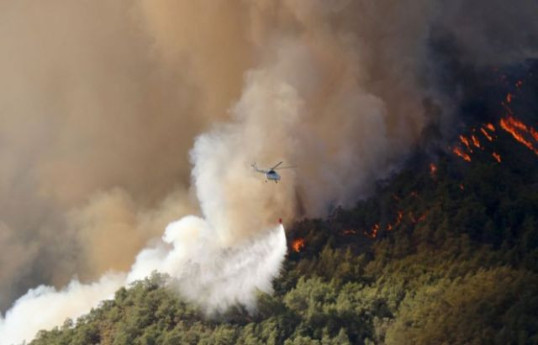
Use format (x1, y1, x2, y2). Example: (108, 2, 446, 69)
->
(435, 0, 538, 66)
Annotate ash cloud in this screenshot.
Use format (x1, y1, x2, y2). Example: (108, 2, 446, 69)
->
(0, 0, 202, 309)
(0, 0, 537, 344)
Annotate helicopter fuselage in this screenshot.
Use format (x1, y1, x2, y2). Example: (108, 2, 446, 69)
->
(266, 170, 281, 182)
(252, 162, 291, 183)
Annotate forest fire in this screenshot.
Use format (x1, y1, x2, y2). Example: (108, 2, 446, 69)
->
(364, 224, 380, 239)
(453, 147, 472, 162)
(480, 127, 494, 141)
(292, 238, 305, 252)
(459, 135, 473, 152)
(384, 210, 403, 233)
(471, 135, 481, 149)
(452, 79, 538, 163)
(499, 116, 538, 155)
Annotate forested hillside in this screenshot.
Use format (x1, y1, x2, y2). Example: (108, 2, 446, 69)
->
(29, 64, 538, 345)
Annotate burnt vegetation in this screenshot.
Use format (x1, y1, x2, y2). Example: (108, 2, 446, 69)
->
(30, 64, 538, 345)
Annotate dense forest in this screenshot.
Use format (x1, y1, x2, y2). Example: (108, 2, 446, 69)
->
(29, 64, 538, 344)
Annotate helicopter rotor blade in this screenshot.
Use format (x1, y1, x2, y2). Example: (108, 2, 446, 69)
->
(270, 161, 283, 170)
(274, 165, 296, 170)
(251, 163, 268, 173)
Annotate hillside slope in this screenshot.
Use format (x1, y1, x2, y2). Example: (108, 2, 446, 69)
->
(29, 63, 538, 345)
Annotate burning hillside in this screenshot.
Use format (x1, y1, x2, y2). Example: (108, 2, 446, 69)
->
(288, 61, 538, 247)
(451, 68, 538, 164)
(24, 57, 538, 345)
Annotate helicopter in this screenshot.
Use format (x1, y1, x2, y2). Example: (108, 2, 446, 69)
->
(251, 161, 294, 183)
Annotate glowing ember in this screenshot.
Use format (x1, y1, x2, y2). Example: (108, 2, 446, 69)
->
(516, 80, 523, 88)
(480, 127, 494, 141)
(499, 116, 538, 155)
(486, 123, 496, 132)
(453, 147, 471, 162)
(506, 93, 513, 103)
(292, 238, 305, 252)
(429, 163, 437, 177)
(364, 224, 380, 239)
(417, 212, 428, 223)
(341, 229, 357, 236)
(471, 135, 481, 149)
(492, 152, 501, 163)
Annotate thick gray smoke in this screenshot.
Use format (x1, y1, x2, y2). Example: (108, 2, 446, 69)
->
(1, 0, 537, 344)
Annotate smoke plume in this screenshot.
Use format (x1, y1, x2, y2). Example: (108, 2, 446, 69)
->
(1, 0, 537, 344)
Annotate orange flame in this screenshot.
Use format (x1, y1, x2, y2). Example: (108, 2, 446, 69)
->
(499, 117, 538, 155)
(364, 224, 380, 239)
(292, 238, 305, 252)
(453, 147, 471, 162)
(480, 127, 494, 141)
(492, 152, 501, 163)
(459, 135, 472, 152)
(486, 123, 496, 132)
(471, 135, 481, 149)
(383, 210, 404, 233)
(372, 224, 379, 238)
(429, 163, 437, 177)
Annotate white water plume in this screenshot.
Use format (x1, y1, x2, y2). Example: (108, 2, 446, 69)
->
(129, 218, 287, 313)
(0, 220, 286, 345)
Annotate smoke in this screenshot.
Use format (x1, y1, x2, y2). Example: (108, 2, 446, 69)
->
(0, 221, 286, 345)
(0, 274, 125, 345)
(432, 0, 538, 66)
(128, 218, 287, 313)
(1, 0, 538, 344)
(0, 0, 205, 309)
